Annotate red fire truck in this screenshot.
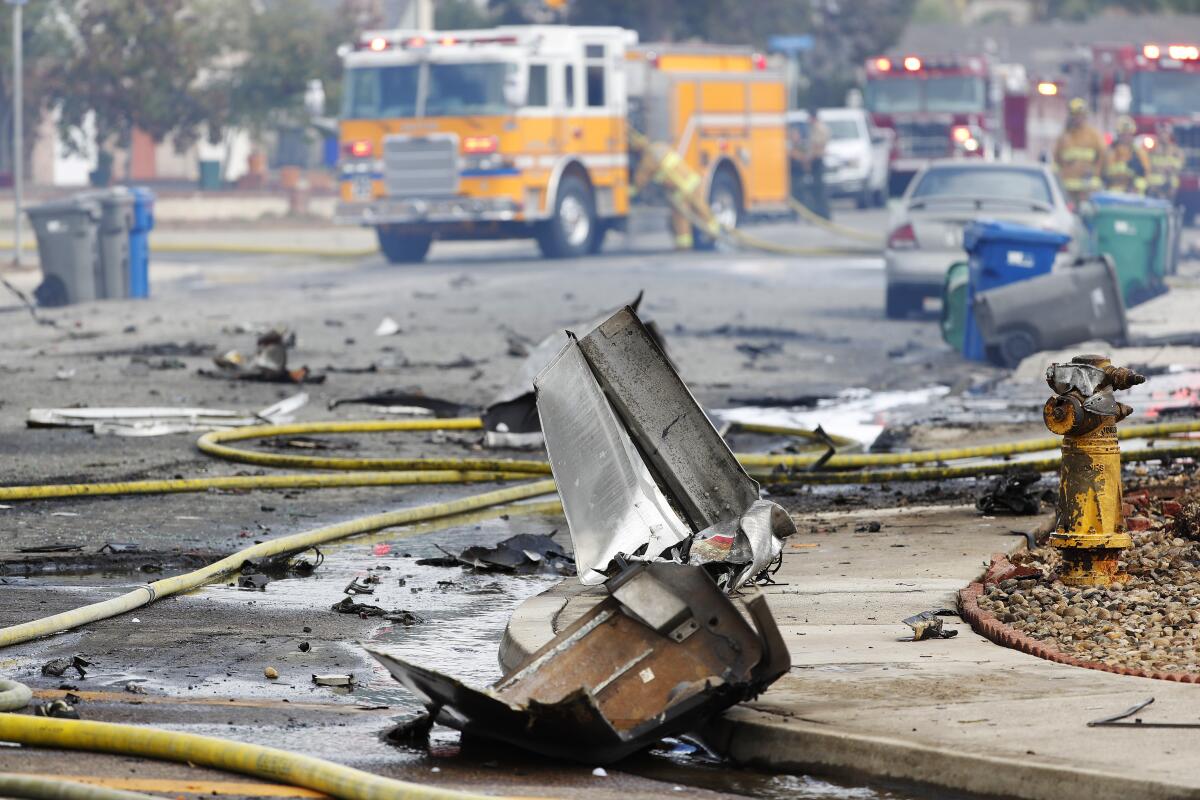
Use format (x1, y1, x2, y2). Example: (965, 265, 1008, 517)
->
(864, 54, 1000, 195)
(1088, 42, 1200, 223)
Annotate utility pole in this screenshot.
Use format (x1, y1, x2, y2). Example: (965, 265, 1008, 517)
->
(8, 0, 26, 267)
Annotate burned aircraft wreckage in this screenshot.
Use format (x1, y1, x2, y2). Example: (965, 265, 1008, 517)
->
(371, 306, 793, 762)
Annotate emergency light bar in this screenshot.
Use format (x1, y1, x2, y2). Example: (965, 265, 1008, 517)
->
(356, 34, 518, 51)
(866, 54, 986, 75)
(1142, 43, 1200, 61)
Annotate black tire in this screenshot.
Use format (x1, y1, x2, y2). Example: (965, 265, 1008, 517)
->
(694, 168, 741, 251)
(856, 185, 870, 210)
(885, 284, 921, 319)
(537, 172, 595, 259)
(991, 328, 1039, 368)
(873, 188, 887, 208)
(376, 228, 432, 264)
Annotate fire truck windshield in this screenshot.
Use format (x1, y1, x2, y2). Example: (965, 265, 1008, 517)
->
(866, 76, 985, 114)
(1131, 71, 1200, 116)
(344, 61, 512, 119)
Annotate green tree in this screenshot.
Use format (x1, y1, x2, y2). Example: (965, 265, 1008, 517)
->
(50, 0, 240, 161)
(227, 0, 377, 133)
(0, 1, 70, 176)
(436, 0, 495, 28)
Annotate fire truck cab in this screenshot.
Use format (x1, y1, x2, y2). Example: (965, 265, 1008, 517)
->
(864, 54, 997, 195)
(335, 25, 789, 263)
(1091, 42, 1200, 223)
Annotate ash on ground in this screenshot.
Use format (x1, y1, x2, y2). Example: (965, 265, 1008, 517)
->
(979, 486, 1200, 674)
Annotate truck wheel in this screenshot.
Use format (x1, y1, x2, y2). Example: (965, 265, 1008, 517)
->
(537, 173, 595, 259)
(695, 169, 741, 251)
(377, 229, 432, 264)
(588, 221, 608, 254)
(885, 285, 921, 319)
(856, 185, 871, 210)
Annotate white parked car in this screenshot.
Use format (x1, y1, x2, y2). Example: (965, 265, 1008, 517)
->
(819, 108, 892, 208)
(786, 109, 892, 208)
(884, 160, 1086, 319)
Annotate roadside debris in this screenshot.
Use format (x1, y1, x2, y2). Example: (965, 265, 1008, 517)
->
(416, 533, 576, 576)
(1086, 697, 1200, 728)
(33, 700, 80, 719)
(312, 673, 354, 688)
(27, 393, 307, 436)
(328, 391, 467, 417)
(330, 596, 424, 624)
(264, 667, 279, 680)
(383, 712, 434, 749)
(373, 307, 791, 762)
(204, 329, 325, 384)
(975, 469, 1047, 515)
(902, 610, 959, 641)
(374, 316, 402, 336)
(41, 655, 90, 679)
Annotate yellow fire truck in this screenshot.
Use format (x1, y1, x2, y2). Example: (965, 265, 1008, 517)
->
(335, 25, 789, 263)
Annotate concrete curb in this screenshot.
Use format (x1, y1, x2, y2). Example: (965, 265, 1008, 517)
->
(701, 707, 1200, 800)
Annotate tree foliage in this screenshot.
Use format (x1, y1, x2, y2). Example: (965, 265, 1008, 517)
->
(50, 0, 239, 153)
(0, 1, 72, 172)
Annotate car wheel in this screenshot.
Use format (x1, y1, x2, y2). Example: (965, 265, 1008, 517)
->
(376, 228, 433, 265)
(694, 169, 741, 251)
(885, 285, 921, 319)
(856, 186, 870, 210)
(537, 173, 595, 259)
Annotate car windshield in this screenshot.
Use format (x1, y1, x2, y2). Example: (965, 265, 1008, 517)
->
(865, 79, 921, 113)
(1131, 71, 1200, 116)
(911, 167, 1053, 205)
(343, 62, 510, 118)
(823, 119, 860, 140)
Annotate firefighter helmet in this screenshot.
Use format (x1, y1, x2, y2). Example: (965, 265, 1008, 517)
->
(1116, 115, 1137, 135)
(1068, 98, 1088, 116)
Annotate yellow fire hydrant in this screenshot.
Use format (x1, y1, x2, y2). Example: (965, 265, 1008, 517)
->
(1044, 355, 1145, 586)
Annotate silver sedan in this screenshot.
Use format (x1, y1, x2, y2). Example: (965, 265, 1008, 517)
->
(884, 161, 1086, 319)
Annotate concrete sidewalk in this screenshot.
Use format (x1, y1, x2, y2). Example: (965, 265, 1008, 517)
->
(501, 505, 1200, 800)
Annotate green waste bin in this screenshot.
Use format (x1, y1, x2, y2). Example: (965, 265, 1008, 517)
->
(198, 159, 222, 191)
(1086, 192, 1171, 307)
(940, 261, 969, 351)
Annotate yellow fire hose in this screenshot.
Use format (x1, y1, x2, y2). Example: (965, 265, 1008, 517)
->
(0, 772, 162, 800)
(0, 478, 555, 649)
(0, 711, 491, 800)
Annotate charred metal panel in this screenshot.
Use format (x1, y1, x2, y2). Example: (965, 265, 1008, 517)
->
(576, 307, 760, 532)
(535, 339, 691, 584)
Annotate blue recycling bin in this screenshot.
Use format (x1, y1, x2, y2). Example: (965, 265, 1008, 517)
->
(962, 220, 1070, 361)
(128, 187, 155, 298)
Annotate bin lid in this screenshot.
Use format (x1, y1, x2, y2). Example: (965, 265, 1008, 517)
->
(1089, 191, 1171, 210)
(963, 219, 1071, 252)
(25, 196, 102, 219)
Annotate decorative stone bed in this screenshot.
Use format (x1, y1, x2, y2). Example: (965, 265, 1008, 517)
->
(959, 481, 1200, 681)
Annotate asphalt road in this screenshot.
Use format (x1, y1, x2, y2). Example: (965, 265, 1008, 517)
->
(0, 206, 963, 799)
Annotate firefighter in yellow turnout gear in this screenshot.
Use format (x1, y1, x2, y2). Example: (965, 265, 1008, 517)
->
(1104, 116, 1153, 195)
(1054, 98, 1106, 205)
(1147, 121, 1184, 201)
(629, 131, 719, 251)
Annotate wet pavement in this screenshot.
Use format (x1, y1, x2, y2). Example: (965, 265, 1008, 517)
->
(3, 207, 1197, 797)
